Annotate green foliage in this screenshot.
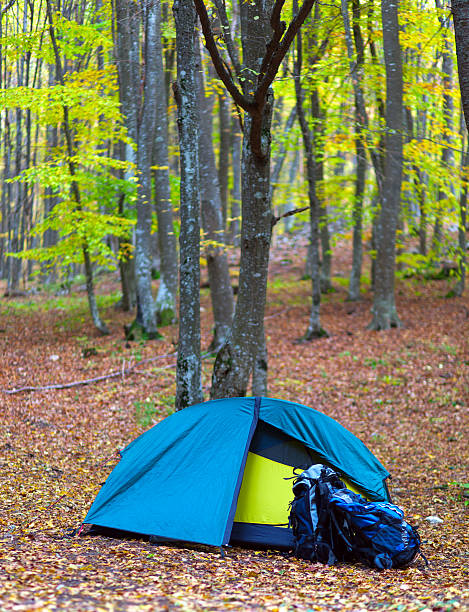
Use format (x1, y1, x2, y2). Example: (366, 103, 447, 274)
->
(1, 1, 136, 274)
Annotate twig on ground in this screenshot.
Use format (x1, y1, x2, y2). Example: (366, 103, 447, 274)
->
(265, 307, 293, 319)
(1, 352, 178, 394)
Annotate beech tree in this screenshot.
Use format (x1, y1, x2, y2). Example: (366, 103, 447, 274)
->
(368, 0, 404, 330)
(293, 2, 330, 339)
(194, 0, 317, 398)
(195, 43, 234, 352)
(174, 0, 203, 409)
(452, 0, 469, 296)
(453, 0, 469, 134)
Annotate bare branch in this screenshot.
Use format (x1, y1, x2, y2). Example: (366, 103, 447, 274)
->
(1, 0, 17, 16)
(258, 0, 287, 82)
(255, 0, 316, 106)
(271, 205, 309, 228)
(211, 0, 242, 80)
(193, 0, 255, 113)
(1, 352, 178, 394)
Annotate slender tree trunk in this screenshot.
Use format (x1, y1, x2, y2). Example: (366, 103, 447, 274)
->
(369, 0, 403, 330)
(270, 106, 297, 202)
(8, 106, 23, 291)
(1, 113, 12, 283)
(228, 114, 242, 246)
(433, 0, 454, 252)
(453, 139, 468, 296)
(342, 0, 366, 301)
(284, 147, 300, 232)
(46, 0, 109, 334)
(195, 48, 234, 351)
(453, 0, 469, 135)
(114, 0, 140, 312)
(134, 0, 159, 337)
(218, 90, 230, 228)
(349, 138, 366, 301)
(174, 0, 203, 409)
(8, 1, 26, 291)
(117, 145, 136, 311)
(311, 88, 331, 293)
(41, 64, 59, 284)
(153, 0, 178, 326)
(294, 12, 328, 339)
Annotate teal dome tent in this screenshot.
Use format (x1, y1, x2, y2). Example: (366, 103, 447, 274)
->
(84, 397, 390, 549)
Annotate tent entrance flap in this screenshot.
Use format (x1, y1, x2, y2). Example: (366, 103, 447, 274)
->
(234, 452, 294, 526)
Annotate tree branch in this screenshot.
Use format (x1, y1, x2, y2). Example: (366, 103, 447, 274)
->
(193, 0, 255, 113)
(255, 0, 317, 106)
(258, 0, 287, 84)
(271, 205, 309, 228)
(1, 0, 17, 16)
(211, 0, 242, 80)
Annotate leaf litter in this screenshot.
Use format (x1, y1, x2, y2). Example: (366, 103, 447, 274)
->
(0, 239, 468, 611)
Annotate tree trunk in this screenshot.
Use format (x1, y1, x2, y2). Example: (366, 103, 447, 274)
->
(9, 4, 27, 293)
(433, 0, 454, 253)
(294, 10, 328, 339)
(195, 48, 234, 352)
(209, 0, 280, 398)
(452, 0, 469, 297)
(114, 0, 140, 312)
(211, 107, 273, 397)
(349, 136, 366, 301)
(270, 106, 297, 202)
(369, 0, 403, 330)
(311, 89, 331, 293)
(153, 0, 178, 327)
(195, 0, 317, 396)
(41, 66, 59, 285)
(46, 0, 109, 335)
(284, 147, 300, 232)
(218, 90, 231, 229)
(342, 0, 366, 301)
(453, 0, 469, 135)
(174, 0, 203, 409)
(1, 106, 13, 281)
(453, 140, 468, 296)
(228, 114, 242, 246)
(134, 0, 159, 338)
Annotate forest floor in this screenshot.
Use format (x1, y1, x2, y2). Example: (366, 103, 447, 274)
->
(0, 236, 468, 611)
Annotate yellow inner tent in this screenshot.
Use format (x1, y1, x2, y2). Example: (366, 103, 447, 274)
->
(234, 451, 362, 527)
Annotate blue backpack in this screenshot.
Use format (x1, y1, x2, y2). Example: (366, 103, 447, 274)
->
(289, 464, 426, 570)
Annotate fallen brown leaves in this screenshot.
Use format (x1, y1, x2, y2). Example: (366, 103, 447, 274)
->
(0, 239, 468, 610)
